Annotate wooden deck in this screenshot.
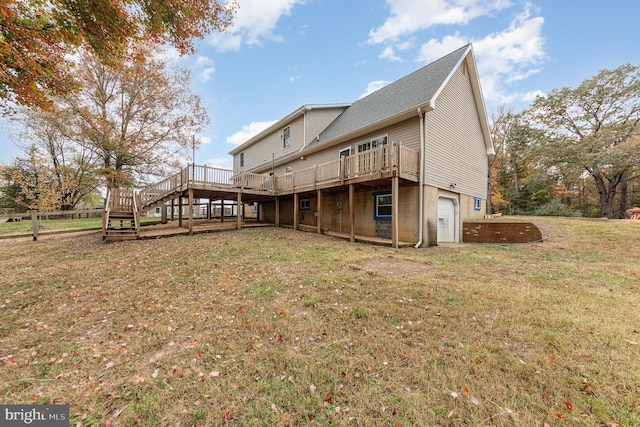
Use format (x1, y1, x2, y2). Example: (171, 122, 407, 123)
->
(137, 142, 419, 213)
(103, 142, 420, 246)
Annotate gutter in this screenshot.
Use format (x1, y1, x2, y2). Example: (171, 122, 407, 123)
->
(415, 107, 425, 248)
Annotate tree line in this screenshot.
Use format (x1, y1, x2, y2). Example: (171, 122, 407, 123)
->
(1, 0, 235, 212)
(1, 1, 638, 217)
(490, 64, 640, 218)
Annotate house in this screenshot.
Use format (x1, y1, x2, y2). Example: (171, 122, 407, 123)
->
(228, 44, 493, 246)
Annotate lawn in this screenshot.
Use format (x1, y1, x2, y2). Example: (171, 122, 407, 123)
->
(0, 216, 162, 238)
(0, 217, 638, 426)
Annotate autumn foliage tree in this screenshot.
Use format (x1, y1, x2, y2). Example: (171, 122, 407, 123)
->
(5, 108, 100, 211)
(529, 64, 640, 218)
(0, 0, 236, 113)
(62, 47, 209, 188)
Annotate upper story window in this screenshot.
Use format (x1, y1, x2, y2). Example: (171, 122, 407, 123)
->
(339, 147, 351, 158)
(240, 152, 244, 167)
(358, 135, 387, 153)
(283, 126, 291, 148)
(284, 166, 293, 174)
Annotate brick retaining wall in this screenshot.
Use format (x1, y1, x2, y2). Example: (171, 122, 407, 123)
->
(462, 221, 542, 243)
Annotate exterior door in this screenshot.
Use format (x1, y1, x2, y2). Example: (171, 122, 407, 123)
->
(437, 197, 456, 243)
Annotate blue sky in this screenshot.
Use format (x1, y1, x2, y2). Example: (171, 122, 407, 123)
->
(1, 0, 639, 168)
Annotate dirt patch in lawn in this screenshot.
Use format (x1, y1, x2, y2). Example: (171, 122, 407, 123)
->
(358, 257, 433, 278)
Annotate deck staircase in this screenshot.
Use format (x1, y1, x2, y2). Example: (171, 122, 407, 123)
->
(103, 188, 140, 242)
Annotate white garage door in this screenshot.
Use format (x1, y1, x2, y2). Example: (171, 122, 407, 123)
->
(437, 197, 456, 243)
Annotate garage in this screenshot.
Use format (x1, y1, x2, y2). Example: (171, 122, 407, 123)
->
(437, 197, 457, 243)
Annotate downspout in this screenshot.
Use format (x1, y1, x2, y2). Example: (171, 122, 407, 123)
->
(303, 110, 307, 148)
(415, 108, 425, 248)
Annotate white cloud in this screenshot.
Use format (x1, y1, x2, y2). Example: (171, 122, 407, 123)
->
(368, 0, 511, 44)
(199, 136, 212, 145)
(200, 67, 216, 82)
(153, 46, 181, 63)
(360, 80, 392, 99)
(379, 46, 403, 62)
(206, 156, 234, 169)
(195, 55, 214, 67)
(372, 1, 546, 107)
(209, 0, 305, 51)
(227, 120, 278, 146)
(192, 55, 216, 81)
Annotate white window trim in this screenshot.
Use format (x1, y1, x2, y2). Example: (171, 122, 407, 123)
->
(284, 166, 293, 174)
(358, 135, 388, 153)
(283, 126, 291, 148)
(339, 147, 351, 158)
(373, 191, 392, 220)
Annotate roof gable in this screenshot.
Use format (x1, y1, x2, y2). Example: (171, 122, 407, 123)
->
(305, 44, 472, 150)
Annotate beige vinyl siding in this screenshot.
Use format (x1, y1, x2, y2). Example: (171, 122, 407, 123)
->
(424, 62, 487, 198)
(305, 108, 348, 145)
(233, 116, 306, 171)
(283, 117, 420, 170)
(234, 107, 347, 172)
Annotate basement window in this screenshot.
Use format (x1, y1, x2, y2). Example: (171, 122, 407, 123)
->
(300, 199, 310, 210)
(373, 191, 392, 220)
(474, 197, 482, 211)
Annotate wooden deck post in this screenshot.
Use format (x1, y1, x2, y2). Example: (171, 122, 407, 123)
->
(161, 203, 167, 224)
(293, 193, 299, 231)
(31, 212, 38, 241)
(391, 176, 399, 248)
(178, 197, 183, 227)
(275, 197, 280, 227)
(188, 188, 194, 235)
(207, 199, 212, 220)
(171, 199, 175, 221)
(237, 192, 242, 230)
(349, 184, 355, 242)
(221, 199, 224, 222)
(316, 189, 322, 234)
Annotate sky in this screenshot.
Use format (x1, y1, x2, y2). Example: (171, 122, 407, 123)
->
(1, 0, 639, 169)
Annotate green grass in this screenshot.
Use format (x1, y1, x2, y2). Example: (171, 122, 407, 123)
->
(0, 217, 638, 426)
(0, 216, 162, 237)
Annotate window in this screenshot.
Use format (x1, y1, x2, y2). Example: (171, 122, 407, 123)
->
(300, 199, 310, 210)
(358, 135, 387, 153)
(284, 166, 293, 174)
(474, 197, 482, 211)
(339, 147, 351, 158)
(373, 191, 392, 220)
(240, 152, 244, 167)
(283, 126, 291, 148)
(253, 202, 259, 214)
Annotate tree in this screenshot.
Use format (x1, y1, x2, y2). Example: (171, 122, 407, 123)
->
(1, 0, 236, 113)
(489, 107, 556, 214)
(63, 47, 208, 188)
(19, 108, 100, 210)
(8, 147, 60, 212)
(529, 64, 640, 217)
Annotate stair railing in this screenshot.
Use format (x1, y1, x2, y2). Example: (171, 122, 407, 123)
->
(102, 188, 112, 238)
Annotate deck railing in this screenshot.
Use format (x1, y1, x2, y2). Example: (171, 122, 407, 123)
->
(136, 142, 420, 210)
(108, 188, 136, 212)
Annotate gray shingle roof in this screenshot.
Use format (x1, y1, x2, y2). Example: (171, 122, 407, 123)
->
(305, 44, 470, 150)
